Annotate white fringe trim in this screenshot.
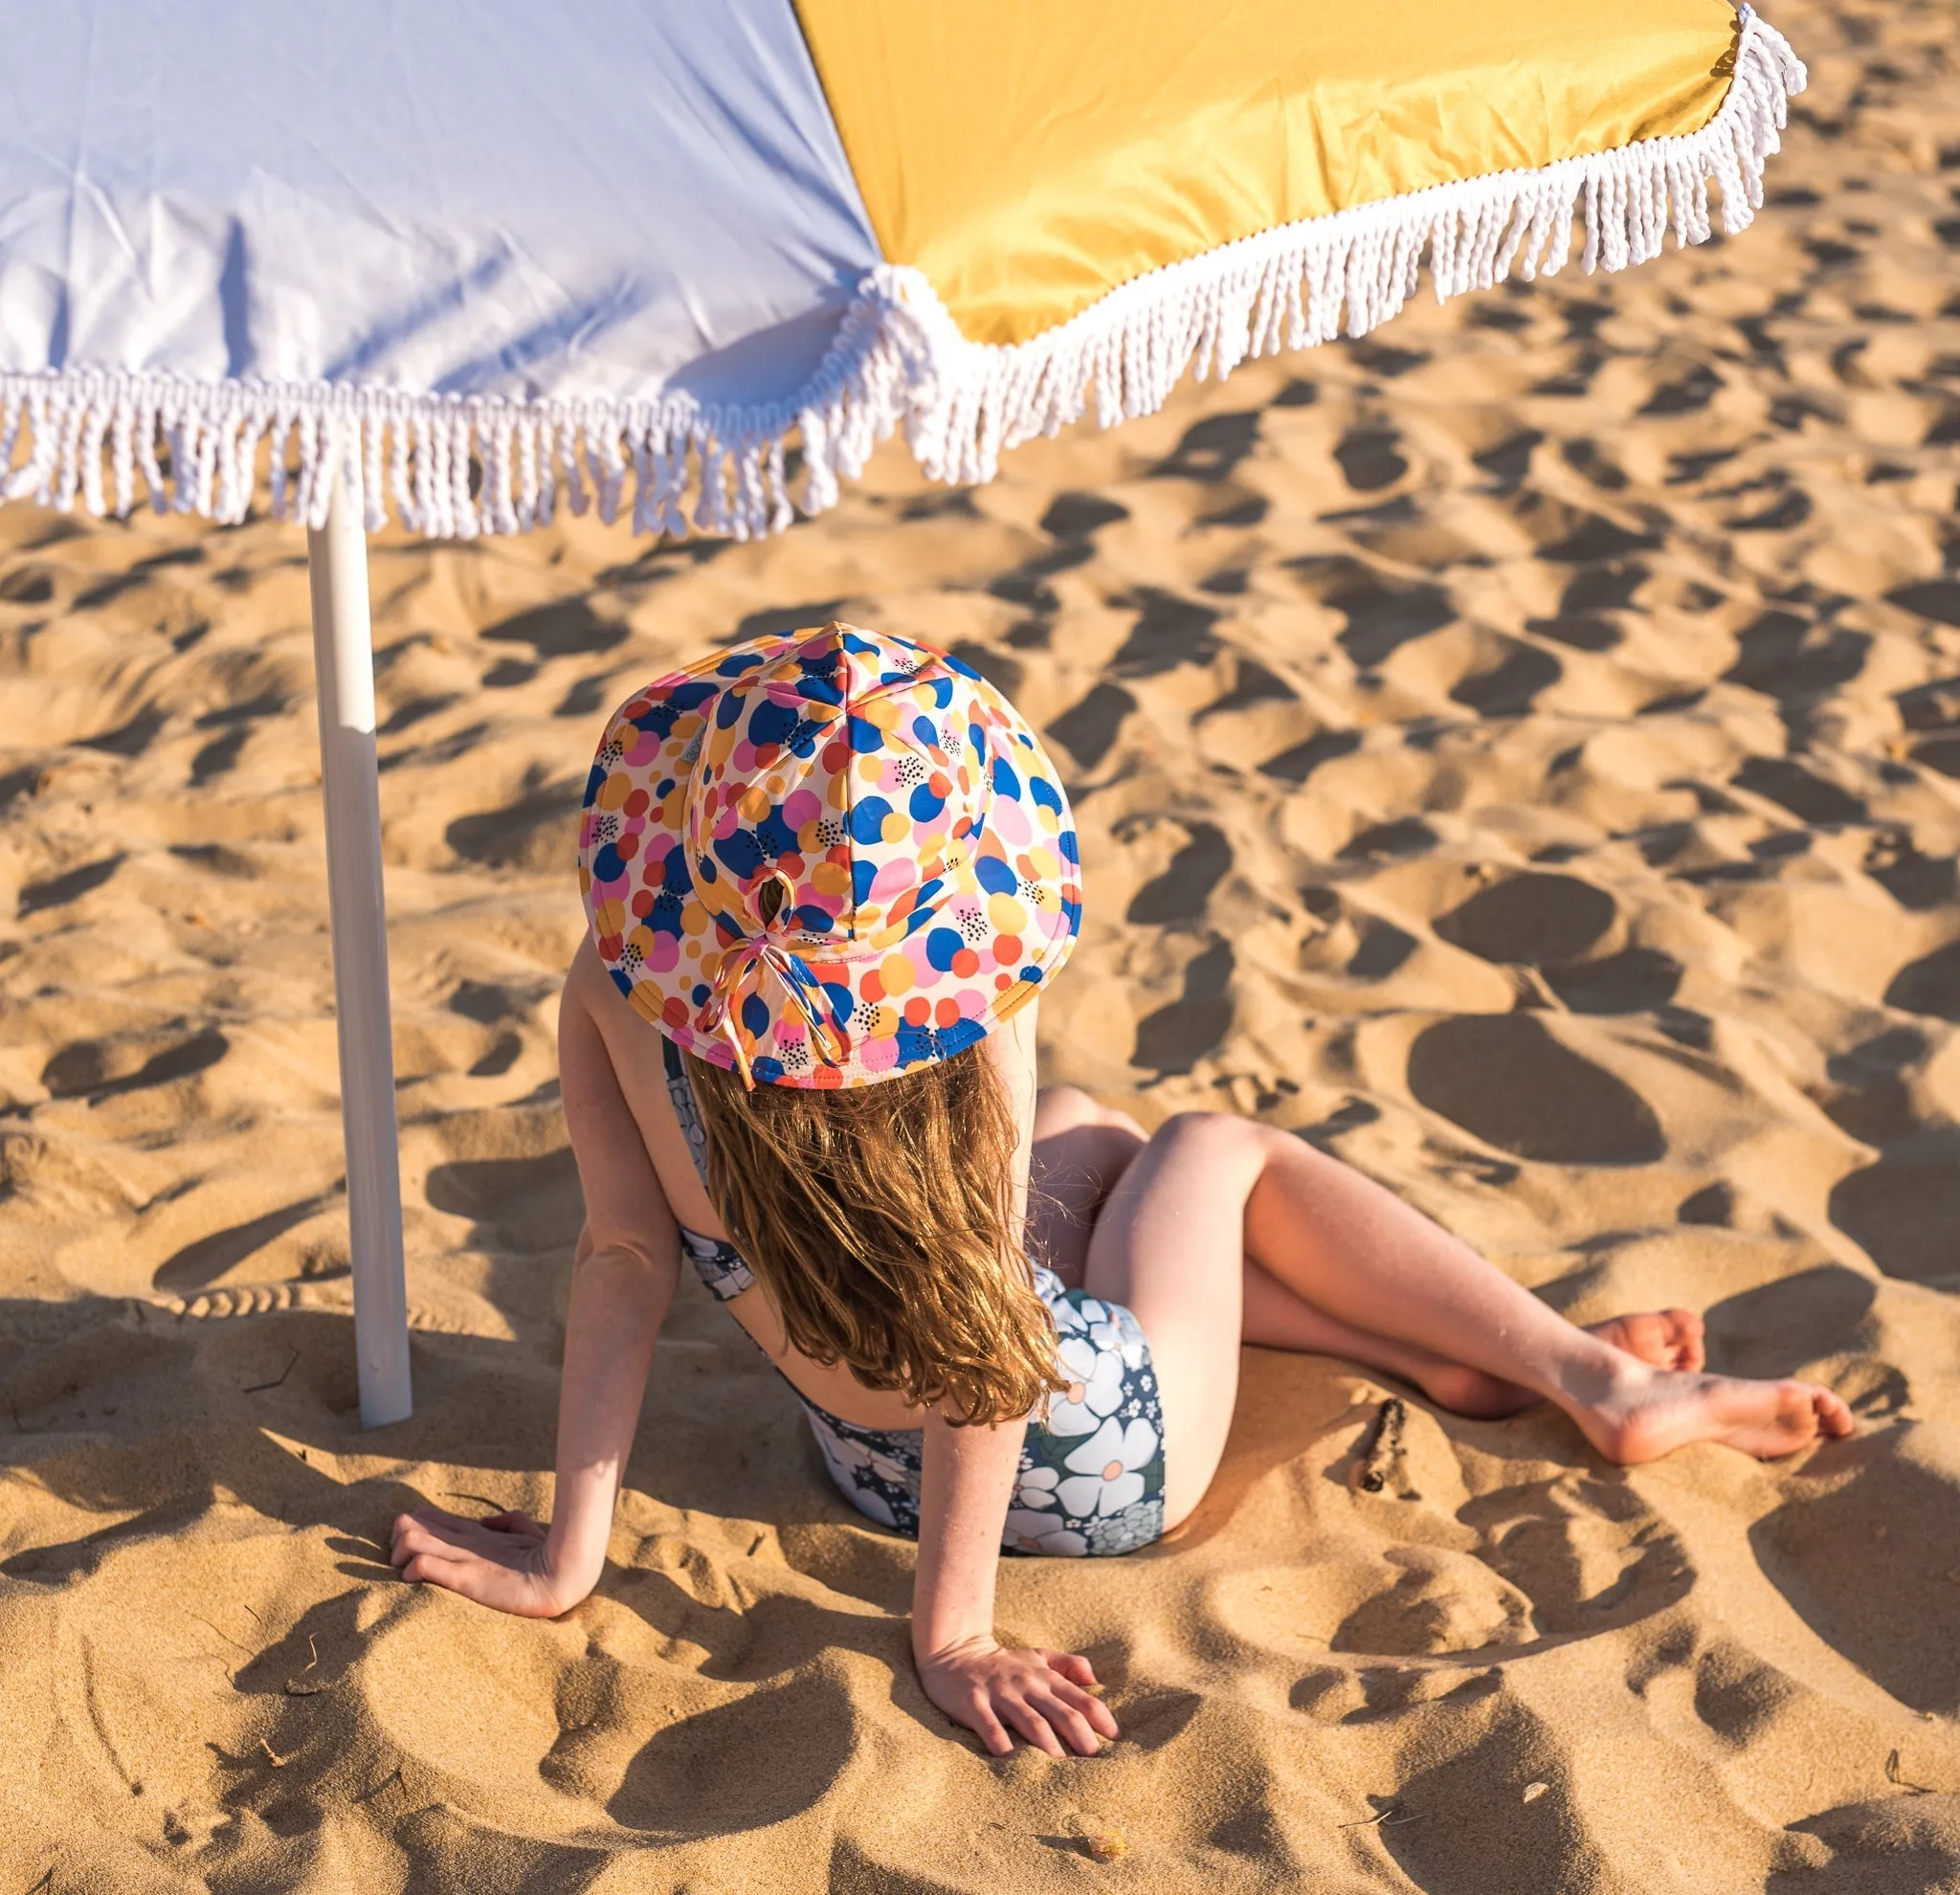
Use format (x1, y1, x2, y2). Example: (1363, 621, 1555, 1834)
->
(0, 10, 1801, 541)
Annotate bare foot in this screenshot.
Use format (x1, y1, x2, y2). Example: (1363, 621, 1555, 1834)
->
(1575, 1368, 1856, 1465)
(1417, 1308, 1705, 1418)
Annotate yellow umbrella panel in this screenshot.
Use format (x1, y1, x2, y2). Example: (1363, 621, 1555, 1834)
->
(799, 0, 1802, 486)
(0, 1, 1800, 542)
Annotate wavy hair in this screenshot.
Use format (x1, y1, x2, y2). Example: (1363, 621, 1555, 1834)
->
(683, 1041, 1063, 1426)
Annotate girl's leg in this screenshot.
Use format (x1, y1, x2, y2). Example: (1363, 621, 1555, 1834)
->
(1026, 1087, 1147, 1287)
(1034, 1092, 1701, 1404)
(1240, 1259, 1706, 1418)
(1083, 1113, 1854, 1527)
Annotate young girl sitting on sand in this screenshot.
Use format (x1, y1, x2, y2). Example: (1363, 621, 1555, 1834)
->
(391, 623, 1852, 1758)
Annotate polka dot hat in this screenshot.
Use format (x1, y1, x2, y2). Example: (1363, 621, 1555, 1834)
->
(577, 622, 1082, 1088)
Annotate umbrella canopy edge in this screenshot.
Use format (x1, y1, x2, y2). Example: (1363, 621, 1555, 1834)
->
(0, 11, 1801, 543)
(886, 9, 1805, 488)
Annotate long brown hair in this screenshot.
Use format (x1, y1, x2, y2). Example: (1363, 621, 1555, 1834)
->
(684, 1042, 1064, 1426)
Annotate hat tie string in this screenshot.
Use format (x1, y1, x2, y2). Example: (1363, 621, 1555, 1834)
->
(697, 872, 846, 1087)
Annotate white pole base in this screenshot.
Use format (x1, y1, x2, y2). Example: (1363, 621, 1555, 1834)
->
(308, 476, 412, 1428)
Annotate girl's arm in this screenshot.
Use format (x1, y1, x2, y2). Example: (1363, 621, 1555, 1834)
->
(391, 949, 680, 1616)
(911, 1411, 1120, 1755)
(906, 989, 1117, 1756)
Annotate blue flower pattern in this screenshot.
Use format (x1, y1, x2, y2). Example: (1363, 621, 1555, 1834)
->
(662, 1049, 1165, 1557)
(801, 1268, 1165, 1557)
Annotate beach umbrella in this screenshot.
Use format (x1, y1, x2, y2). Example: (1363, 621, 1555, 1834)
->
(0, 1, 1805, 1426)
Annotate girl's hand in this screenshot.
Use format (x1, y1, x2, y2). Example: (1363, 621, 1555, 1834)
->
(916, 1635, 1120, 1757)
(390, 1506, 590, 1618)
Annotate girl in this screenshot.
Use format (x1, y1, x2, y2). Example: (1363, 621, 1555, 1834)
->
(391, 623, 1853, 1759)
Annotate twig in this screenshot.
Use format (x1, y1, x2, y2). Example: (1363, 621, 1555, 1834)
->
(258, 1737, 291, 1769)
(1886, 1749, 1933, 1795)
(190, 1613, 254, 1660)
(1355, 1397, 1408, 1495)
(284, 1635, 325, 1696)
(243, 1347, 301, 1394)
(1339, 1804, 1419, 1829)
(439, 1491, 506, 1514)
(351, 1763, 401, 1805)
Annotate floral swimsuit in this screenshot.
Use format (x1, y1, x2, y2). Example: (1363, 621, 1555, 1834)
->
(662, 1040, 1167, 1557)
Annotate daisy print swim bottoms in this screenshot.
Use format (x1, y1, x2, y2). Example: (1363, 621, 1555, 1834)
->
(802, 1266, 1168, 1558)
(660, 1040, 1165, 1557)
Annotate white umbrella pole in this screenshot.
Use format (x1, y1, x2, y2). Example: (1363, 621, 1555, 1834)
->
(307, 476, 413, 1427)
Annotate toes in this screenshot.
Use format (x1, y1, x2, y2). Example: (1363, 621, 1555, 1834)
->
(1668, 1309, 1707, 1372)
(1594, 1311, 1705, 1374)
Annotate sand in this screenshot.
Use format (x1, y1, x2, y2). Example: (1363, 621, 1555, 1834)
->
(3, 1, 1958, 1886)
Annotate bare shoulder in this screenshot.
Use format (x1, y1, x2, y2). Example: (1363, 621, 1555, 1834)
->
(563, 932, 627, 1025)
(986, 993, 1040, 1092)
(565, 931, 601, 998)
(560, 936, 644, 1083)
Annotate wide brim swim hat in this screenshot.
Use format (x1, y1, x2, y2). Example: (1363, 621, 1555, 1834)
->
(577, 622, 1082, 1088)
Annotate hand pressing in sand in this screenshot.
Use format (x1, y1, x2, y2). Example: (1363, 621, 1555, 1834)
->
(390, 1506, 587, 1618)
(917, 1636, 1119, 1758)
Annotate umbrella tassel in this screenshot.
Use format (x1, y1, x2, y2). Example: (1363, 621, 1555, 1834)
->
(515, 413, 540, 532)
(293, 406, 322, 526)
(78, 382, 109, 518)
(0, 12, 1803, 548)
(416, 412, 443, 537)
(458, 408, 482, 539)
(107, 390, 135, 516)
(592, 416, 628, 528)
(361, 408, 388, 532)
(558, 415, 588, 518)
(534, 417, 557, 525)
(389, 409, 416, 534)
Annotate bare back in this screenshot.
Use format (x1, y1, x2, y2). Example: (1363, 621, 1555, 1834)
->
(563, 936, 1039, 1431)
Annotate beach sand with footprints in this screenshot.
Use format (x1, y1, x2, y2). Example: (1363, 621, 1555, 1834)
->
(4, 0, 1959, 1885)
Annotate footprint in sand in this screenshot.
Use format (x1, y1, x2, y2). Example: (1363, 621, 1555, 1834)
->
(444, 774, 588, 873)
(1459, 1474, 1693, 1639)
(1751, 1431, 1960, 1717)
(1406, 1015, 1665, 1167)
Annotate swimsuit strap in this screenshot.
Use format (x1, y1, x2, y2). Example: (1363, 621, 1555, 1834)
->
(662, 1037, 757, 1302)
(663, 1035, 713, 1186)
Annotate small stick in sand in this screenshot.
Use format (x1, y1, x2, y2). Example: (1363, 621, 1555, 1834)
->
(190, 1613, 254, 1662)
(441, 1491, 508, 1513)
(1339, 1804, 1419, 1829)
(285, 1635, 325, 1696)
(352, 1764, 403, 1806)
(1354, 1397, 1408, 1494)
(242, 1346, 301, 1394)
(1885, 1750, 1933, 1795)
(258, 1738, 291, 1769)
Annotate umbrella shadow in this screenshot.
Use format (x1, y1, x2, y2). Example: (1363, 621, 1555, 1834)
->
(0, 1292, 839, 1569)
